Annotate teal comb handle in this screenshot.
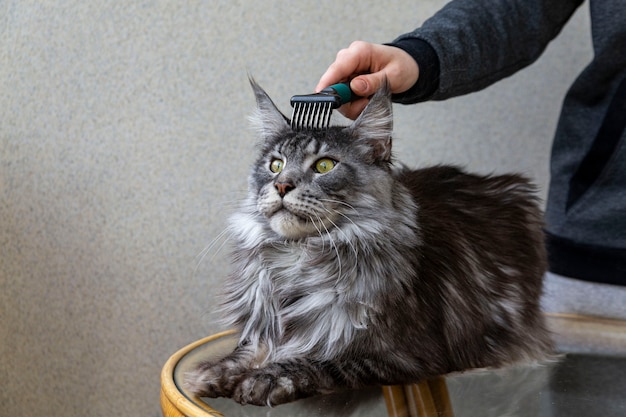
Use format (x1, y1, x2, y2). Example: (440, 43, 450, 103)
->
(320, 83, 354, 107)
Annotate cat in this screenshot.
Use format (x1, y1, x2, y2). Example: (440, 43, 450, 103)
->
(184, 78, 553, 406)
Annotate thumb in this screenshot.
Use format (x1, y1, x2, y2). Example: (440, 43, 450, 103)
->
(349, 74, 385, 97)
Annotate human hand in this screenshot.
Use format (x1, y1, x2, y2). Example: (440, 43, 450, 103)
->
(316, 41, 419, 119)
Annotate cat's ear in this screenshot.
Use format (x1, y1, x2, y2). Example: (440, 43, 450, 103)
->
(248, 77, 290, 138)
(345, 80, 393, 162)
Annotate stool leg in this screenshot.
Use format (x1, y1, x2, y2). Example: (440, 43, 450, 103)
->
(404, 381, 438, 417)
(427, 376, 455, 417)
(382, 385, 411, 417)
(383, 378, 455, 417)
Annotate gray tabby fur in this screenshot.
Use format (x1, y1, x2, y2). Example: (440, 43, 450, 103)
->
(185, 78, 552, 406)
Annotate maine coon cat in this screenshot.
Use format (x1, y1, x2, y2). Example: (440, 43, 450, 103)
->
(185, 79, 552, 406)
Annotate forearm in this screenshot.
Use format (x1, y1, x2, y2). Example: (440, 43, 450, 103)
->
(390, 0, 584, 102)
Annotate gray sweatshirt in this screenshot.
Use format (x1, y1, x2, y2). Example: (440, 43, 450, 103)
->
(388, 0, 626, 285)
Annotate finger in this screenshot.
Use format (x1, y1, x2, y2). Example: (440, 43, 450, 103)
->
(316, 61, 357, 93)
(316, 41, 374, 92)
(349, 73, 387, 97)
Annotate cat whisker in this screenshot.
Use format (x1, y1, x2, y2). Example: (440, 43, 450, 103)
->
(323, 207, 360, 234)
(194, 228, 234, 275)
(319, 198, 360, 215)
(222, 199, 255, 211)
(322, 213, 359, 262)
(323, 214, 360, 282)
(308, 215, 326, 250)
(319, 199, 362, 260)
(195, 228, 228, 261)
(212, 191, 250, 207)
(318, 214, 342, 277)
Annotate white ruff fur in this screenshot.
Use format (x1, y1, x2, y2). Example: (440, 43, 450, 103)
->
(221, 178, 420, 363)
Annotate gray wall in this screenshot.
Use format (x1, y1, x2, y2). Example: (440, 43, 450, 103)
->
(1, 1, 591, 416)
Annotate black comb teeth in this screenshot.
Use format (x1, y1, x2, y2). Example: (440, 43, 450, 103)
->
(290, 100, 335, 130)
(290, 83, 354, 130)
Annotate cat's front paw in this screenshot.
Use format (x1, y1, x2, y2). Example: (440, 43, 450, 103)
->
(233, 371, 299, 406)
(183, 363, 239, 398)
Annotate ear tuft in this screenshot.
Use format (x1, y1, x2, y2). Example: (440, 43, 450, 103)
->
(248, 76, 290, 138)
(345, 80, 393, 162)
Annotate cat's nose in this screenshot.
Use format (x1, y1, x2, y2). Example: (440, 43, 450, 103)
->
(275, 182, 295, 197)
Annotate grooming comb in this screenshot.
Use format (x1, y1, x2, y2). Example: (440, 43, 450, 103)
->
(290, 83, 356, 130)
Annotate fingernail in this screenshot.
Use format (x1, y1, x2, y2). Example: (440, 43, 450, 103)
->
(352, 79, 368, 94)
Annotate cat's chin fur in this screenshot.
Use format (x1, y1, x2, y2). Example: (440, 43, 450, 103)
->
(268, 209, 324, 240)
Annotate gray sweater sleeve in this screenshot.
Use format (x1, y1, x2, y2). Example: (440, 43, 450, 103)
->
(389, 0, 584, 102)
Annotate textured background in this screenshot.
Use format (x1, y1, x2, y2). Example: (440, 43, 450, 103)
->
(1, 1, 591, 416)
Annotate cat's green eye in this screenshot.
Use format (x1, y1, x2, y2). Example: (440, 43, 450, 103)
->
(314, 158, 336, 174)
(270, 158, 284, 173)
